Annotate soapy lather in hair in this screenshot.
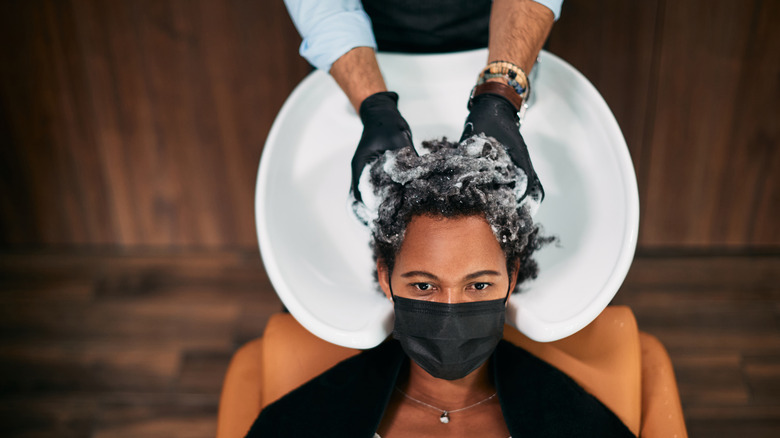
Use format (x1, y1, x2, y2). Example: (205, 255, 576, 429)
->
(352, 134, 553, 292)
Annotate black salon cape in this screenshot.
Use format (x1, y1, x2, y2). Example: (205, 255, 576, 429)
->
(245, 340, 635, 437)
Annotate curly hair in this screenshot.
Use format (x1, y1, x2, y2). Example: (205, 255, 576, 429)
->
(354, 135, 552, 293)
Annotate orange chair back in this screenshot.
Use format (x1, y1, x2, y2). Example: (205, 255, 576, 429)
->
(218, 306, 688, 438)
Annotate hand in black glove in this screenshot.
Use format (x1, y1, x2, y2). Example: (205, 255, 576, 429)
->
(460, 91, 544, 203)
(351, 91, 414, 203)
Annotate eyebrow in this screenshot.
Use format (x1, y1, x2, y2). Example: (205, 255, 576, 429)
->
(399, 271, 438, 280)
(463, 270, 503, 281)
(399, 270, 502, 281)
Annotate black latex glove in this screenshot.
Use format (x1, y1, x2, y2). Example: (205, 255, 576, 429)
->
(460, 92, 544, 202)
(351, 91, 414, 203)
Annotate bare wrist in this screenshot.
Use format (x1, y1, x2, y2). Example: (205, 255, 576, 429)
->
(331, 47, 388, 112)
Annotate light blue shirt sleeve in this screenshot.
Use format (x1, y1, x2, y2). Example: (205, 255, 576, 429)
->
(283, 0, 377, 72)
(283, 0, 564, 72)
(534, 0, 563, 20)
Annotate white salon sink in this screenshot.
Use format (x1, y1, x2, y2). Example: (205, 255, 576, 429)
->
(255, 49, 639, 348)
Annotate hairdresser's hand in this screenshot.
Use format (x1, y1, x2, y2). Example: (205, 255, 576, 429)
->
(351, 91, 414, 203)
(460, 92, 544, 202)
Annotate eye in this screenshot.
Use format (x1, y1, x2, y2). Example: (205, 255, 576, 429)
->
(413, 283, 433, 291)
(473, 282, 491, 291)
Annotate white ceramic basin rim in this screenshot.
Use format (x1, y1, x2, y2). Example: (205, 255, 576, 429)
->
(255, 49, 639, 348)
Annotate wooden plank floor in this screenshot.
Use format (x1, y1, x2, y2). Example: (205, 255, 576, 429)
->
(612, 254, 780, 436)
(0, 250, 778, 437)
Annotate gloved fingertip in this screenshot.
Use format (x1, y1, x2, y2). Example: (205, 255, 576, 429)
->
(403, 132, 417, 154)
(351, 186, 363, 203)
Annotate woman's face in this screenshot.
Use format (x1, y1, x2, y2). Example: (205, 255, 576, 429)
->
(378, 214, 517, 304)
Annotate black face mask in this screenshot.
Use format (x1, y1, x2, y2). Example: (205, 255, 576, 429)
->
(392, 295, 507, 380)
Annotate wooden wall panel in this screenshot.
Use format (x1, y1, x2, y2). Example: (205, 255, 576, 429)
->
(0, 0, 311, 247)
(0, 1, 114, 245)
(641, 0, 779, 247)
(739, 0, 780, 246)
(546, 0, 659, 178)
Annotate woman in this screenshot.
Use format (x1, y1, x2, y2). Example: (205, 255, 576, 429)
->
(245, 136, 634, 437)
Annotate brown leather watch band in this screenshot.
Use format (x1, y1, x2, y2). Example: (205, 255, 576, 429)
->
(472, 81, 524, 112)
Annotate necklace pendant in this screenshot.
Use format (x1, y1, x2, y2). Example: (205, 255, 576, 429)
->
(440, 412, 450, 424)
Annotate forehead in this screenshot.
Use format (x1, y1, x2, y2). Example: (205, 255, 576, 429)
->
(395, 215, 507, 273)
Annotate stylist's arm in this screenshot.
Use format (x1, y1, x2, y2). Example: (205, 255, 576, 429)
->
(283, 0, 414, 202)
(331, 48, 414, 203)
(461, 0, 555, 204)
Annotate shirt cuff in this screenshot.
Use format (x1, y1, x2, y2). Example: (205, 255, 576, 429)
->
(299, 10, 378, 72)
(532, 0, 563, 20)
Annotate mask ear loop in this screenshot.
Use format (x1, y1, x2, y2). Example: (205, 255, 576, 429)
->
(388, 270, 396, 302)
(503, 273, 513, 304)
